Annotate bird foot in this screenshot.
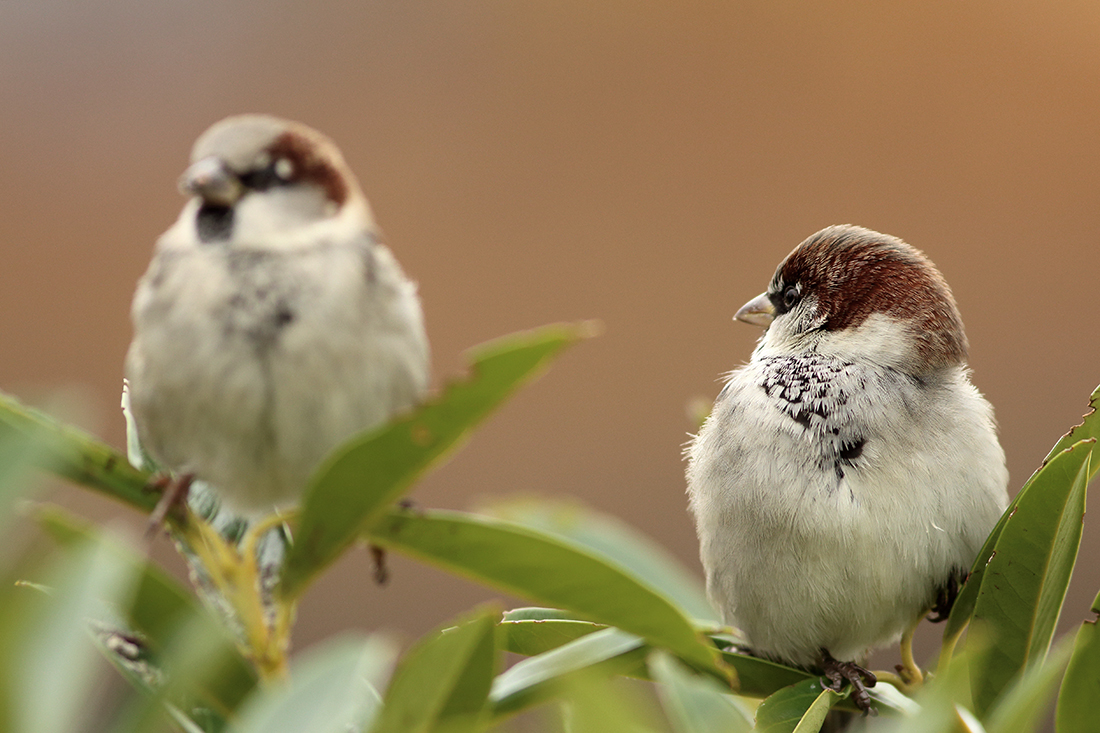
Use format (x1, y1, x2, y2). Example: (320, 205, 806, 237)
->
(369, 544, 389, 585)
(819, 649, 877, 714)
(145, 472, 194, 537)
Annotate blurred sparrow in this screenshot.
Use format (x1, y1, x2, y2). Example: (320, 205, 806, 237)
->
(127, 114, 430, 518)
(686, 225, 1008, 709)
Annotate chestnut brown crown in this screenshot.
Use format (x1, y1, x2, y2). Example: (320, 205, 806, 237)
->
(770, 225, 968, 370)
(188, 114, 358, 209)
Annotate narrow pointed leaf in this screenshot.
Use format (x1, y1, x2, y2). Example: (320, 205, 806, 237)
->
(502, 607, 581, 621)
(871, 668, 976, 733)
(483, 498, 715, 622)
(500, 617, 605, 657)
(121, 381, 162, 473)
(233, 634, 397, 733)
(985, 638, 1072, 733)
(490, 627, 648, 716)
(35, 506, 257, 718)
(947, 386, 1100, 642)
(1044, 383, 1100, 464)
(368, 507, 725, 677)
(370, 607, 498, 733)
(716, 651, 809, 700)
(649, 651, 752, 733)
(282, 323, 594, 598)
(5, 532, 140, 733)
(1055, 591, 1100, 732)
(0, 391, 155, 512)
(866, 683, 923, 718)
(943, 495, 1018, 645)
(0, 416, 52, 530)
(500, 609, 807, 700)
(556, 672, 659, 733)
(753, 678, 844, 733)
(108, 611, 257, 733)
(969, 440, 1093, 714)
(164, 709, 208, 733)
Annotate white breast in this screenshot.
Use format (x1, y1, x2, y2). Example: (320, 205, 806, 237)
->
(126, 230, 429, 515)
(686, 355, 1007, 665)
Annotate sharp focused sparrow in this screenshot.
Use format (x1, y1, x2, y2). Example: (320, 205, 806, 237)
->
(686, 225, 1008, 708)
(126, 115, 430, 516)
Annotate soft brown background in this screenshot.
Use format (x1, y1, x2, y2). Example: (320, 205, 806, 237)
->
(2, 0, 1098, 679)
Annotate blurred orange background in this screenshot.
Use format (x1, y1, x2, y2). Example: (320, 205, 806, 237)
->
(2, 0, 1098, 676)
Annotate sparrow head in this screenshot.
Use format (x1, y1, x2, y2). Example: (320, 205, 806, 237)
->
(737, 225, 968, 375)
(178, 114, 372, 245)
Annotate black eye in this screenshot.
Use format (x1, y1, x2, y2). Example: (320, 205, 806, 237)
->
(238, 157, 295, 192)
(782, 286, 800, 310)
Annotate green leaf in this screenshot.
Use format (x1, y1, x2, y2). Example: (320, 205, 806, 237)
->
(482, 498, 715, 622)
(1055, 591, 1100, 732)
(870, 648, 978, 733)
(164, 709, 209, 733)
(498, 611, 810, 704)
(866, 682, 923, 718)
(2, 529, 141, 733)
(753, 678, 845, 733)
(947, 386, 1100, 643)
(555, 673, 664, 733)
(0, 391, 155, 512)
(715, 651, 810, 700)
(500, 617, 606, 657)
(370, 606, 499, 733)
(648, 651, 752, 733)
(968, 439, 1093, 714)
(121, 381, 162, 473)
(35, 506, 257, 719)
(282, 323, 594, 599)
(368, 507, 725, 677)
(490, 628, 649, 717)
(502, 607, 590, 621)
(0, 415, 51, 531)
(1044, 383, 1100, 464)
(232, 634, 398, 733)
(105, 612, 253, 733)
(942, 494, 1015, 646)
(985, 637, 1072, 733)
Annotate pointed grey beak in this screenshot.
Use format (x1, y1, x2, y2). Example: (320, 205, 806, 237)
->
(735, 292, 775, 328)
(179, 156, 243, 206)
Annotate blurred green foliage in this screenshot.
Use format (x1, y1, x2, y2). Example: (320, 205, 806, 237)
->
(0, 328, 1096, 732)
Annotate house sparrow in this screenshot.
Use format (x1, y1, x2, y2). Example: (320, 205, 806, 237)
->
(686, 225, 1008, 709)
(126, 115, 430, 517)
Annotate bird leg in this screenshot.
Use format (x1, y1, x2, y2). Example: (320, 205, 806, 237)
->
(819, 649, 876, 713)
(369, 544, 389, 585)
(145, 472, 194, 536)
(893, 617, 925, 688)
(367, 500, 421, 584)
